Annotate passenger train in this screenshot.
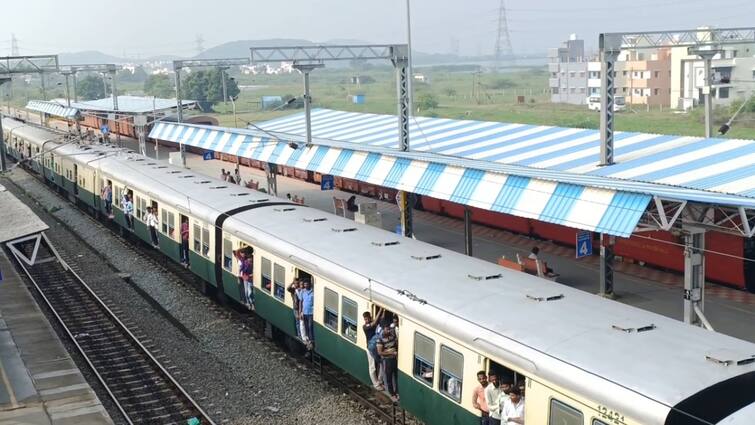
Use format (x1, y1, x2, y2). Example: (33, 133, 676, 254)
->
(3, 116, 754, 425)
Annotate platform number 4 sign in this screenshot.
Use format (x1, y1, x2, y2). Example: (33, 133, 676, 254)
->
(576, 231, 592, 259)
(321, 175, 334, 191)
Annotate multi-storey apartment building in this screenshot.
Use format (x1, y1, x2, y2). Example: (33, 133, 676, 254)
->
(548, 35, 589, 105)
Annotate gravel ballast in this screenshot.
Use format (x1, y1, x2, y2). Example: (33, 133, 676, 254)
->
(4, 170, 384, 425)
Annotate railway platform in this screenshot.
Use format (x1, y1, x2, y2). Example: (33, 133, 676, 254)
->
(0, 186, 113, 424)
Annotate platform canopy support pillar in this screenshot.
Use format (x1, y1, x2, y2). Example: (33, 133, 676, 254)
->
(683, 225, 713, 330)
(599, 233, 615, 298)
(265, 162, 277, 197)
(464, 207, 473, 256)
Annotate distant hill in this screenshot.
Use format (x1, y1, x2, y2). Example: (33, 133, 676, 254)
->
(196, 39, 315, 59)
(59, 50, 125, 65)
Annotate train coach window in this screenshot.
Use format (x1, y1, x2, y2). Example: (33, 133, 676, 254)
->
(273, 264, 286, 301)
(222, 239, 233, 270)
(341, 296, 358, 342)
(201, 227, 210, 257)
(136, 197, 147, 220)
(413, 332, 435, 386)
(439, 346, 463, 403)
(113, 186, 122, 207)
(161, 210, 175, 238)
(549, 399, 583, 425)
(193, 223, 202, 253)
(261, 258, 272, 292)
(324, 288, 339, 331)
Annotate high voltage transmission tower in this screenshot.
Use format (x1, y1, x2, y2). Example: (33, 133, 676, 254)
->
(195, 34, 205, 55)
(10, 34, 19, 56)
(493, 0, 513, 71)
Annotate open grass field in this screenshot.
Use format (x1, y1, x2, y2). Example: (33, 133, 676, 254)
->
(206, 66, 755, 140)
(7, 65, 755, 139)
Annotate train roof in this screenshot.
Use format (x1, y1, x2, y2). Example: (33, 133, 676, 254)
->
(225, 203, 755, 424)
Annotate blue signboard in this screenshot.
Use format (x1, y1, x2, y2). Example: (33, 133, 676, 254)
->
(203, 151, 214, 161)
(321, 174, 334, 191)
(100, 125, 109, 135)
(576, 231, 593, 259)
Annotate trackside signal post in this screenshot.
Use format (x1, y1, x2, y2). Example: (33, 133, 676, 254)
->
(249, 44, 413, 237)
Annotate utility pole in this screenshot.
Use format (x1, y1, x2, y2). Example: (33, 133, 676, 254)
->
(689, 47, 721, 138)
(405, 0, 414, 114)
(219, 66, 229, 105)
(110, 70, 120, 145)
(195, 34, 205, 56)
(494, 0, 513, 72)
(10, 34, 19, 56)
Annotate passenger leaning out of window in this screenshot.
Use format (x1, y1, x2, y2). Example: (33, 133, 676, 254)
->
(377, 322, 399, 403)
(145, 207, 159, 248)
(101, 182, 113, 217)
(501, 387, 524, 425)
(123, 194, 134, 230)
(362, 308, 385, 391)
(297, 279, 314, 350)
(473, 371, 490, 425)
(287, 278, 301, 338)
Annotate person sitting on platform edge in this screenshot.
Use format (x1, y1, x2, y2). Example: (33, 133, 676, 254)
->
(346, 195, 359, 213)
(528, 246, 558, 278)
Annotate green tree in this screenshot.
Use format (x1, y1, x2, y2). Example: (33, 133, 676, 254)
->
(181, 69, 240, 106)
(417, 93, 439, 111)
(77, 75, 106, 100)
(118, 66, 148, 84)
(144, 74, 175, 98)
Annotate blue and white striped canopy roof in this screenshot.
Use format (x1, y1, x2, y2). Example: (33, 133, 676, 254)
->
(260, 109, 755, 201)
(25, 100, 79, 119)
(148, 110, 755, 238)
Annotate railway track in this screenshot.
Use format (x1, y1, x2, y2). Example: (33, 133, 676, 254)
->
(5, 233, 216, 425)
(5, 166, 419, 425)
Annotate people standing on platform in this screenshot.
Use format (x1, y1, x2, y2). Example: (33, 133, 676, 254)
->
(501, 387, 524, 425)
(473, 371, 490, 425)
(180, 217, 190, 266)
(145, 206, 159, 248)
(363, 309, 385, 390)
(376, 322, 399, 402)
(297, 279, 314, 349)
(220, 169, 227, 181)
(485, 373, 503, 425)
(234, 168, 241, 185)
(123, 194, 134, 230)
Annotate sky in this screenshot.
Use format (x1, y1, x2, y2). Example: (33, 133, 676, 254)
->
(2, 0, 754, 58)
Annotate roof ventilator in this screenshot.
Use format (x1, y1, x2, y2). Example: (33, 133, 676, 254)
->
(303, 218, 327, 223)
(397, 289, 427, 305)
(169, 170, 181, 174)
(411, 254, 441, 261)
(526, 294, 564, 302)
(209, 185, 228, 189)
(468, 273, 502, 281)
(705, 354, 755, 367)
(194, 180, 211, 184)
(611, 324, 656, 333)
(179, 175, 196, 178)
(371, 241, 400, 247)
(274, 207, 296, 212)
(253, 198, 270, 203)
(155, 165, 168, 169)
(231, 193, 250, 197)
(332, 227, 358, 233)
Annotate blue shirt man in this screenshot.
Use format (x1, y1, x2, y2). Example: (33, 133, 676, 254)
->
(297, 279, 315, 347)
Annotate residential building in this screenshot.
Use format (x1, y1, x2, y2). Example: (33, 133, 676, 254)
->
(586, 49, 672, 107)
(548, 35, 589, 105)
(671, 45, 755, 110)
